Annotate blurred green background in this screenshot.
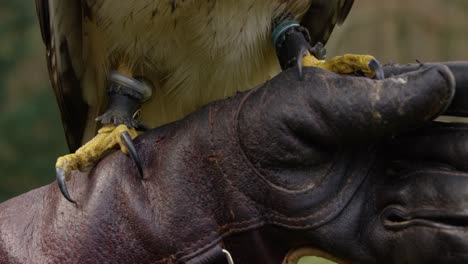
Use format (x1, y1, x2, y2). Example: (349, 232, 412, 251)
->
(0, 1, 467, 263)
(0, 1, 67, 202)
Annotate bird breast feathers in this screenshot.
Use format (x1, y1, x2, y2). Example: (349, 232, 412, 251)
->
(82, 0, 312, 127)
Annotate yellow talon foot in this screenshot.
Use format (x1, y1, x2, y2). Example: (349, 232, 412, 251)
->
(302, 53, 385, 79)
(55, 124, 140, 203)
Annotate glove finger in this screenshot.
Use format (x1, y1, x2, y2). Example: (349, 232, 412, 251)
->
(389, 122, 468, 171)
(299, 64, 455, 143)
(238, 64, 455, 164)
(384, 62, 468, 117)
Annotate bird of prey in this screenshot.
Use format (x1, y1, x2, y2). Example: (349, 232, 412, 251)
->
(36, 0, 381, 203)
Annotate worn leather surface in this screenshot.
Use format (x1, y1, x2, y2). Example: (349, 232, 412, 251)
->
(0, 63, 467, 264)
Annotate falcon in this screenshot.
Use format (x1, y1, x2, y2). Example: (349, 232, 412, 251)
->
(36, 0, 382, 203)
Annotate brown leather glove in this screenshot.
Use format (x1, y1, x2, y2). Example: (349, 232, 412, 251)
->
(0, 63, 465, 264)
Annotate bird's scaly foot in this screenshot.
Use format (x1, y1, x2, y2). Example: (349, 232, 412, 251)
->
(301, 52, 385, 80)
(55, 70, 152, 203)
(56, 124, 142, 203)
(273, 18, 384, 80)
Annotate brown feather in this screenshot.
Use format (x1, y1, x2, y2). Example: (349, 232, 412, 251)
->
(35, 0, 50, 48)
(301, 0, 355, 46)
(35, 0, 88, 152)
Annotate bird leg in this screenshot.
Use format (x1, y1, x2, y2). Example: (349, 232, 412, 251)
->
(272, 18, 384, 80)
(56, 68, 153, 203)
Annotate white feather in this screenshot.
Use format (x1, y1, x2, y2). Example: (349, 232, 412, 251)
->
(82, 0, 312, 130)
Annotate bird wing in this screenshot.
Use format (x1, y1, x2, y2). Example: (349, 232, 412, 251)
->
(35, 0, 88, 152)
(301, 0, 354, 46)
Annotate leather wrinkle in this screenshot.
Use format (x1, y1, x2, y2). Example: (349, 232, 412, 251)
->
(234, 84, 334, 194)
(170, 81, 367, 261)
(151, 98, 265, 262)
(231, 77, 373, 228)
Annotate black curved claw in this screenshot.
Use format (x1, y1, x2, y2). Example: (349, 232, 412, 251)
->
(274, 22, 315, 81)
(368, 58, 385, 80)
(56, 168, 77, 204)
(296, 46, 308, 81)
(120, 131, 144, 179)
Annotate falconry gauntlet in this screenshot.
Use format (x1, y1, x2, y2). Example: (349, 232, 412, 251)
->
(1, 62, 468, 263)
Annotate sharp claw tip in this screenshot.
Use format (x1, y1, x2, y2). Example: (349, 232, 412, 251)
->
(120, 131, 144, 180)
(297, 66, 303, 81)
(368, 58, 385, 80)
(296, 56, 304, 81)
(138, 168, 144, 180)
(296, 47, 308, 81)
(56, 168, 77, 204)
